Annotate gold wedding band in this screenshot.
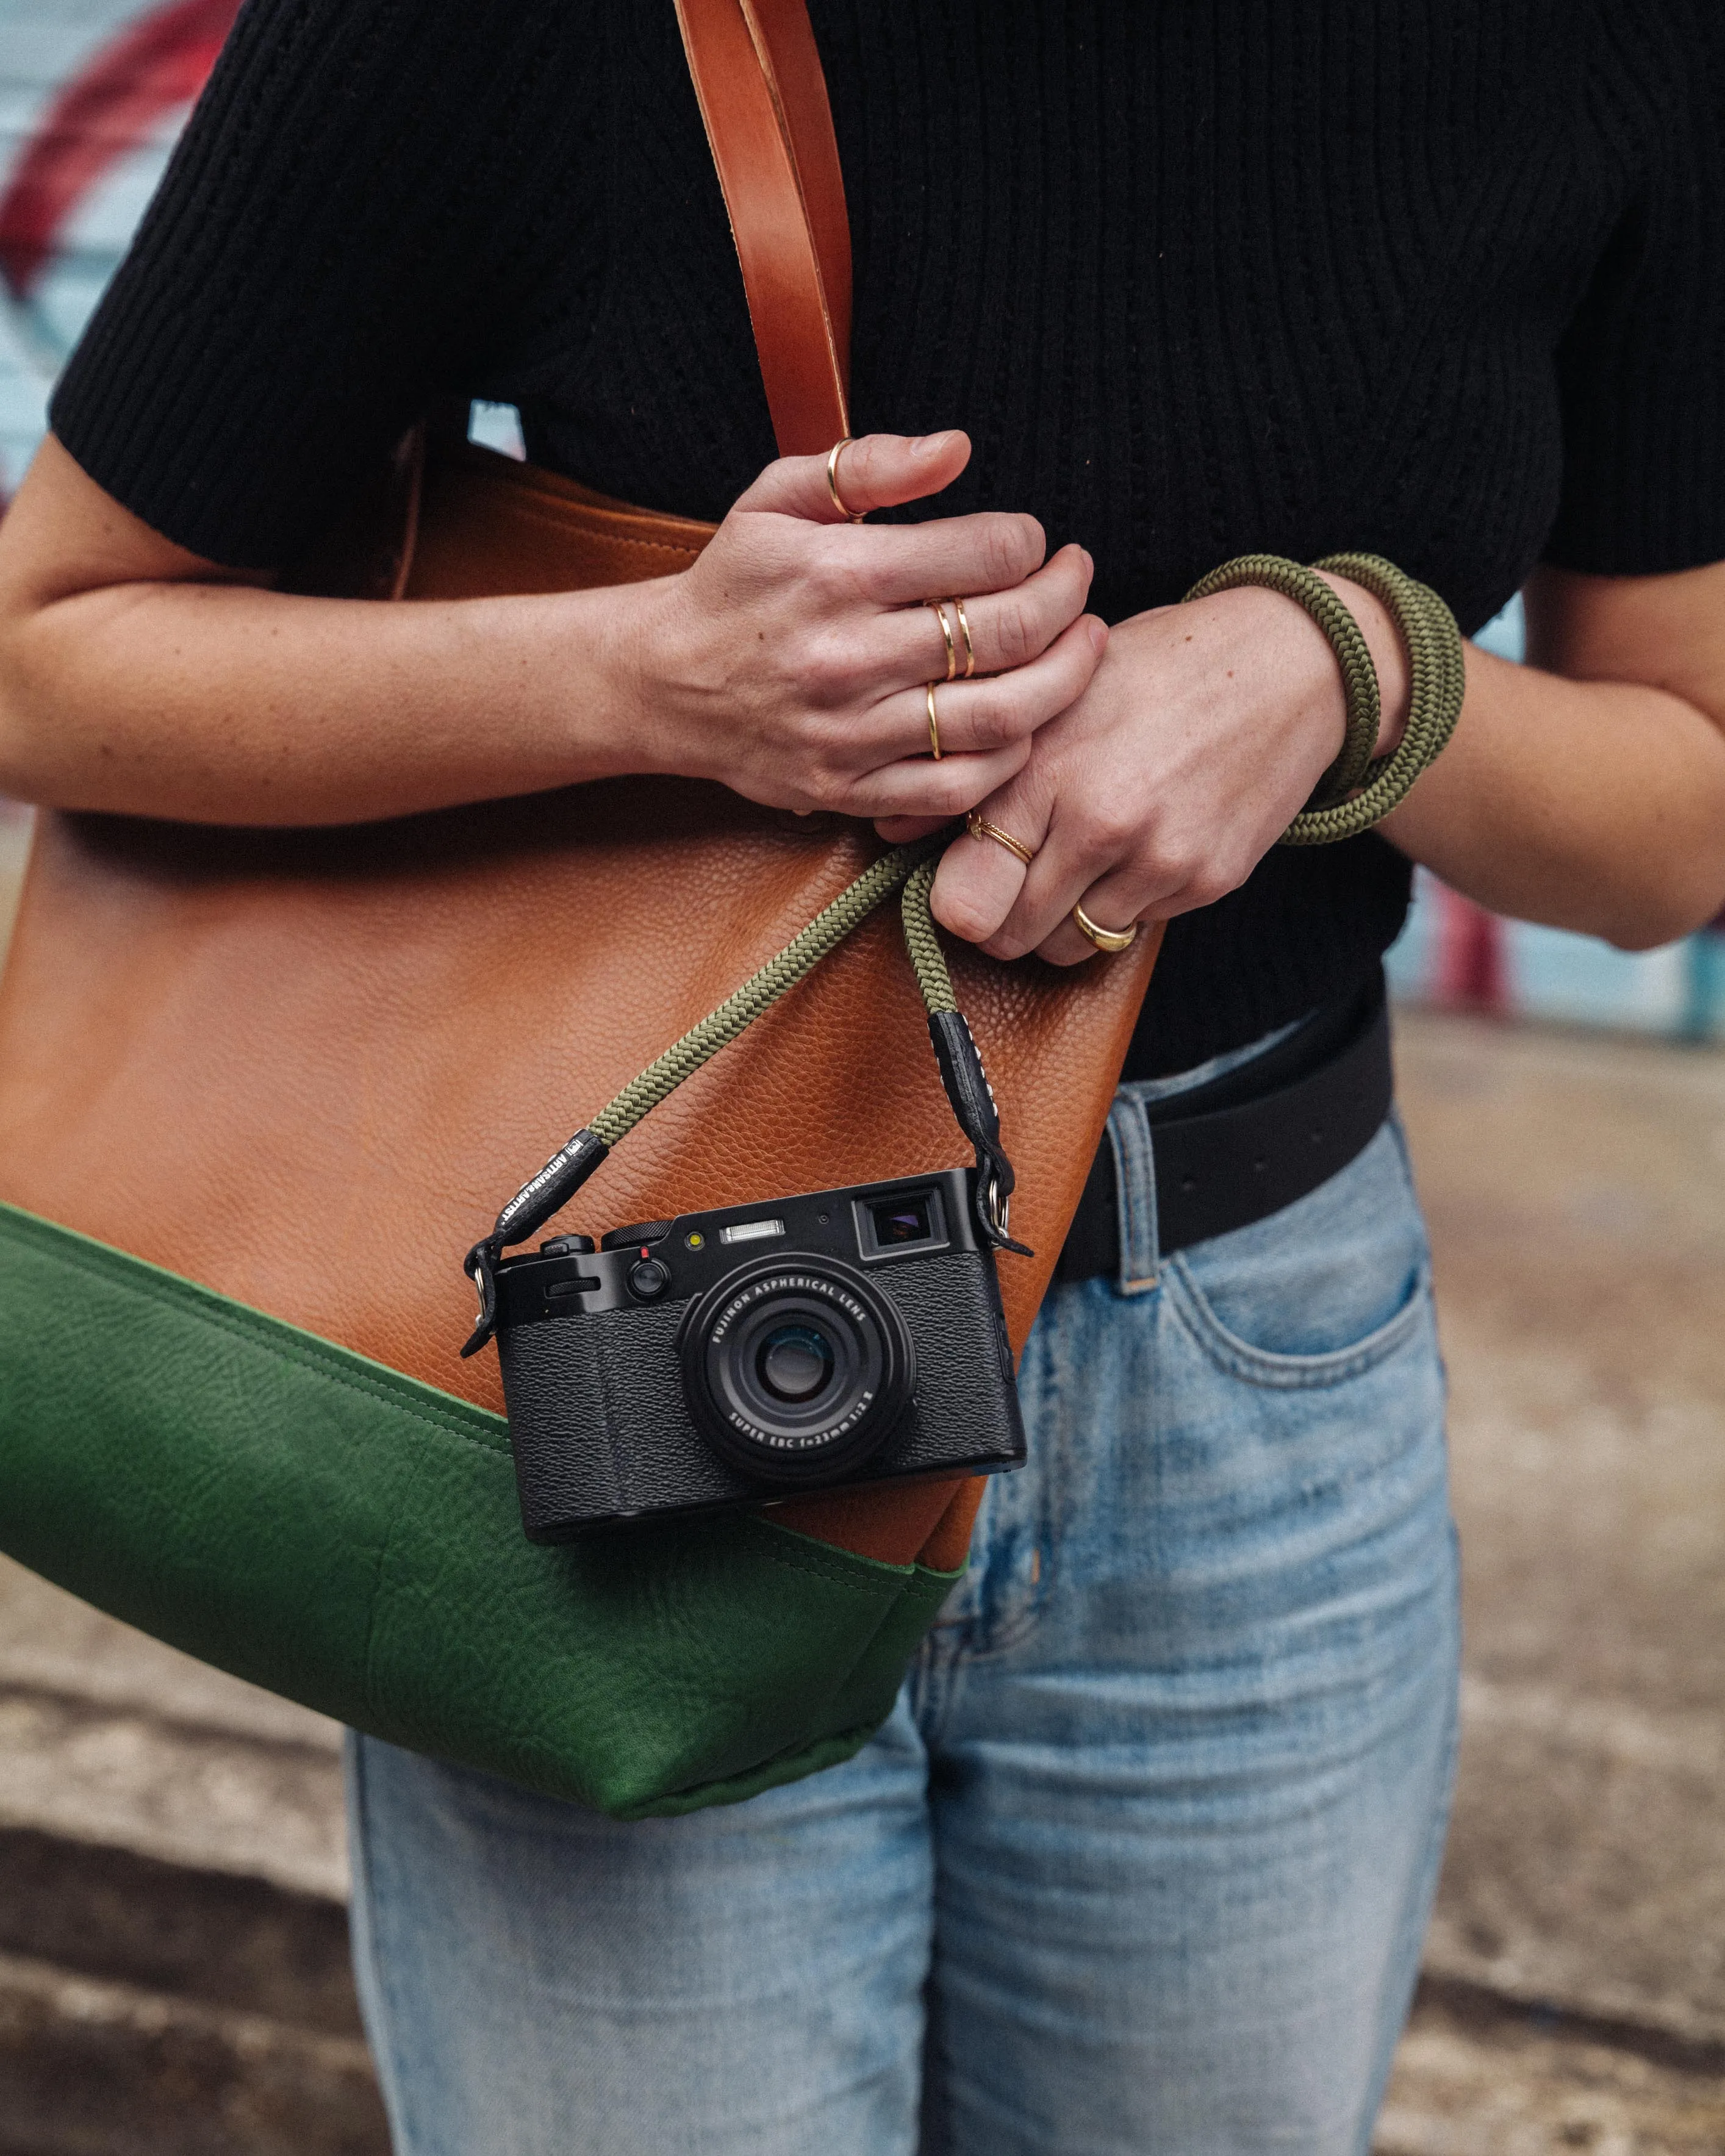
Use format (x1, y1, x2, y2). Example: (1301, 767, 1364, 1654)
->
(925, 682, 944, 760)
(927, 600, 958, 681)
(1071, 899, 1139, 953)
(826, 438, 866, 523)
(967, 812, 1035, 868)
(951, 595, 977, 678)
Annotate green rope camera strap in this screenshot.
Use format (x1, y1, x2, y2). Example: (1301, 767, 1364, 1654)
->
(462, 840, 1022, 1356)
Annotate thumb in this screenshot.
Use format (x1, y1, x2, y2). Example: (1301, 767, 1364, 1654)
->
(736, 429, 972, 522)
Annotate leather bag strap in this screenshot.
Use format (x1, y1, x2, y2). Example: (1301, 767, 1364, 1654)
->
(673, 0, 852, 456)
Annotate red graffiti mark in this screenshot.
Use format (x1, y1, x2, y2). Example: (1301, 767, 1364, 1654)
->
(0, 0, 241, 304)
(1434, 883, 1509, 1014)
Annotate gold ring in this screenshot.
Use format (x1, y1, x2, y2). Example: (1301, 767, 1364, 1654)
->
(966, 812, 1035, 868)
(951, 596, 976, 678)
(826, 439, 866, 523)
(925, 682, 944, 759)
(1071, 899, 1139, 953)
(927, 600, 958, 681)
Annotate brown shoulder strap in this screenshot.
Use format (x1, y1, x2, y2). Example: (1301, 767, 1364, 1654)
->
(674, 0, 853, 458)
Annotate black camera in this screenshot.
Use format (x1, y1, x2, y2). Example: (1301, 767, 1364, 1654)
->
(491, 1167, 1026, 1539)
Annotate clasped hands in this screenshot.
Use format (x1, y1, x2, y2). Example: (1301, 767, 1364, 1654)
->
(634, 429, 1407, 964)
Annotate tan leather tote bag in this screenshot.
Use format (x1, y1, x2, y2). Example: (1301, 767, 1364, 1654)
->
(0, 0, 1158, 1818)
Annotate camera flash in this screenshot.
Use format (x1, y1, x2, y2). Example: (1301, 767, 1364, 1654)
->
(719, 1218, 786, 1245)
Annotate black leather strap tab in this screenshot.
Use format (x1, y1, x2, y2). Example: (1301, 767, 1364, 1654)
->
(494, 1127, 610, 1251)
(462, 1126, 612, 1356)
(928, 1011, 1031, 1256)
(1054, 976, 1391, 1283)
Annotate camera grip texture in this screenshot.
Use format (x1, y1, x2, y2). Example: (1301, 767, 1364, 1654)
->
(501, 1250, 1023, 1539)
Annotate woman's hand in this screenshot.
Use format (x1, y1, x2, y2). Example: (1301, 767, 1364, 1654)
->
(879, 575, 1409, 963)
(619, 431, 1106, 822)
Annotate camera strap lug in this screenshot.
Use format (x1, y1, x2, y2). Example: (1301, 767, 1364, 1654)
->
(461, 1126, 611, 1356)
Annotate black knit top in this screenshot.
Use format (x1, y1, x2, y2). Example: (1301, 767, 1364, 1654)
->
(51, 0, 1725, 1075)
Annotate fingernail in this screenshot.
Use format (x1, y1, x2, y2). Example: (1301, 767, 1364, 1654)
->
(910, 430, 955, 457)
(1082, 548, 1095, 575)
(1087, 618, 1108, 653)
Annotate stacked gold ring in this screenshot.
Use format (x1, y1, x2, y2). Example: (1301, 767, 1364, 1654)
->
(928, 600, 958, 681)
(966, 812, 1035, 867)
(925, 596, 976, 678)
(923, 598, 976, 760)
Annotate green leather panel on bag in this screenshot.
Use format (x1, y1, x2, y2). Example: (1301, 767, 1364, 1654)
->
(0, 1203, 961, 1820)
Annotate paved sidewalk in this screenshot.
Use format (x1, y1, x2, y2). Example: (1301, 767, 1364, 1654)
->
(1, 1006, 1722, 2150)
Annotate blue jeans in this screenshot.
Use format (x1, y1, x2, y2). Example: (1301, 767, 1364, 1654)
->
(348, 1056, 1460, 2155)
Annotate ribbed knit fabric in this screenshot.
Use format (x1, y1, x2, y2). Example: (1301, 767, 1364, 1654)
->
(50, 0, 1725, 1075)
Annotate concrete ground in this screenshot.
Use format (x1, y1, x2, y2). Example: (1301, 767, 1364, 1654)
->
(0, 989, 1721, 2150)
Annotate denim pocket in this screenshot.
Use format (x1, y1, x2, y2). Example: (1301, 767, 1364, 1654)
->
(1164, 1118, 1434, 1384)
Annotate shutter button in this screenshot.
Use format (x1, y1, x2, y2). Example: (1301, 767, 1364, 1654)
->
(628, 1258, 671, 1300)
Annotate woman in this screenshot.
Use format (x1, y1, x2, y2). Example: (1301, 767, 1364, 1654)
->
(2, 2, 1722, 2149)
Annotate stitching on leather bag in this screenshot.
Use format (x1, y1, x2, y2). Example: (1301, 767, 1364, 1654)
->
(2, 1210, 511, 1458)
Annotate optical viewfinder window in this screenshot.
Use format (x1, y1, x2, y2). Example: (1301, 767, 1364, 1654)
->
(869, 1197, 931, 1245)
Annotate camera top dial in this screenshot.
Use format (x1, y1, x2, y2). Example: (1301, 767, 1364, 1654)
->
(678, 1255, 916, 1487)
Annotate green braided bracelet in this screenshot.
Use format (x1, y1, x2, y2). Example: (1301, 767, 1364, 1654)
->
(1287, 553, 1465, 845)
(1183, 550, 1465, 845)
(1184, 553, 1382, 808)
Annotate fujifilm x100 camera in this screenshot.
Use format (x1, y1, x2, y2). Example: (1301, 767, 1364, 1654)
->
(489, 1168, 1025, 1539)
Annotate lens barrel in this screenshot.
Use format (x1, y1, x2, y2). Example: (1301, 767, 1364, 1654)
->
(680, 1256, 916, 1486)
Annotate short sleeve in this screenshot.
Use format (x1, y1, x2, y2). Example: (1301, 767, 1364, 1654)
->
(49, 0, 600, 569)
(1543, 7, 1725, 576)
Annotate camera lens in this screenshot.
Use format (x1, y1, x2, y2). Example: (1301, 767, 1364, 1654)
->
(681, 1257, 916, 1488)
(757, 1323, 835, 1403)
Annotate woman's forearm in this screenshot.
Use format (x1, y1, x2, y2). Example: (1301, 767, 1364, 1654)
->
(1382, 569, 1725, 949)
(0, 438, 659, 825)
(0, 573, 661, 827)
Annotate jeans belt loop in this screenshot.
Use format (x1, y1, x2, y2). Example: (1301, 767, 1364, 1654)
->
(1105, 1090, 1162, 1295)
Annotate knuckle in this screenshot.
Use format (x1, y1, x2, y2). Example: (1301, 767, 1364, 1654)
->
(800, 761, 848, 812)
(961, 690, 1016, 755)
(933, 887, 1000, 944)
(991, 595, 1038, 670)
(1074, 800, 1139, 856)
(800, 629, 861, 703)
(929, 765, 987, 817)
(1183, 867, 1232, 910)
(802, 537, 866, 609)
(978, 521, 1028, 592)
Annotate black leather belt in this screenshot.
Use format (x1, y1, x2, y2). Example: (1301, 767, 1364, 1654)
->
(1053, 974, 1393, 1284)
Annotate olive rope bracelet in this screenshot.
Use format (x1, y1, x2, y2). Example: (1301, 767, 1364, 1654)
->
(1183, 551, 1465, 845)
(461, 845, 1025, 1353)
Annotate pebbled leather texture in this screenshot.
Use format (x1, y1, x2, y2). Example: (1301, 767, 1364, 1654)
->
(0, 1201, 958, 1820)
